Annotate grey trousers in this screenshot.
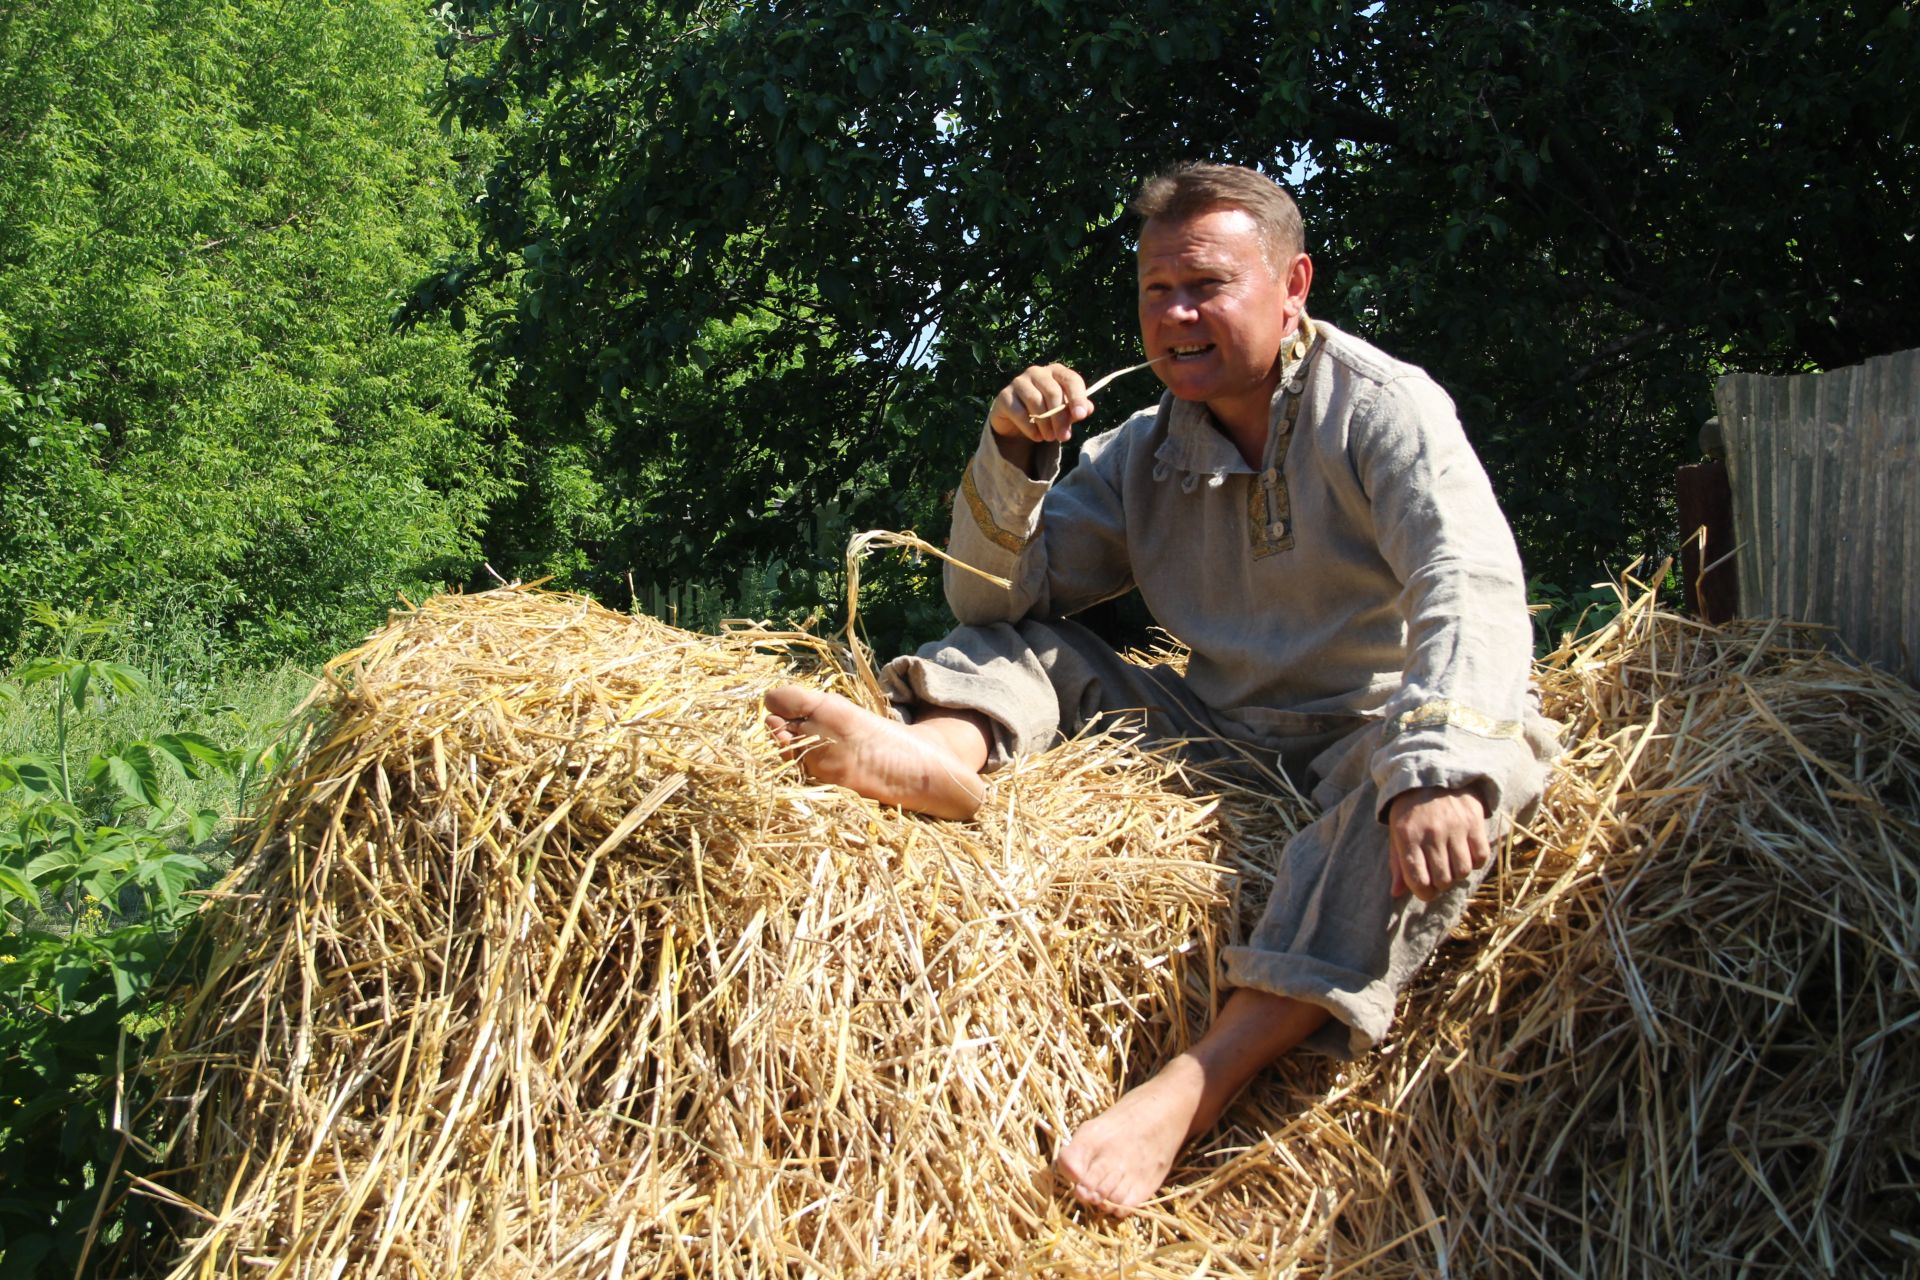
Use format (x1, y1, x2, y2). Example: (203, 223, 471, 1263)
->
(881, 618, 1557, 1059)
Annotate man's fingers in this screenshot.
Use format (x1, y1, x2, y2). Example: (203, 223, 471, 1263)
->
(991, 364, 1089, 444)
(1392, 832, 1448, 903)
(1023, 366, 1091, 442)
(1387, 785, 1492, 904)
(990, 390, 1045, 444)
(1413, 844, 1443, 901)
(1397, 837, 1436, 901)
(1042, 363, 1090, 408)
(1448, 832, 1476, 886)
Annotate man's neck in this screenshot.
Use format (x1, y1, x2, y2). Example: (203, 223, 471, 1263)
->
(1207, 388, 1281, 469)
(1206, 321, 1305, 469)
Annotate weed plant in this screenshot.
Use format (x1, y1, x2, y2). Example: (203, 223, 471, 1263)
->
(0, 605, 311, 1277)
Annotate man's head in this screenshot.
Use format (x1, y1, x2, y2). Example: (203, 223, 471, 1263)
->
(1129, 163, 1305, 279)
(1131, 163, 1313, 437)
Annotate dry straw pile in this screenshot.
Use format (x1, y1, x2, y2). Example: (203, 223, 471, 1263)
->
(127, 580, 1919, 1278)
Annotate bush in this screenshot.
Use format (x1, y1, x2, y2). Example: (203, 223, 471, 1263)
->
(0, 606, 300, 1276)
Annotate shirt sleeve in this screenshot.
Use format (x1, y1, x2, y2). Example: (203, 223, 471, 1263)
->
(943, 420, 1138, 626)
(1350, 375, 1539, 818)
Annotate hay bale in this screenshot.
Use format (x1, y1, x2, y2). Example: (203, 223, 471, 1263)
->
(135, 589, 1283, 1277)
(1312, 587, 1920, 1276)
(130, 584, 1920, 1277)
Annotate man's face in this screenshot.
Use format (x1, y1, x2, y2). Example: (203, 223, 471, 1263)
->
(1136, 206, 1310, 426)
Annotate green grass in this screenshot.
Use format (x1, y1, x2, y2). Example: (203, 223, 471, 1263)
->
(0, 658, 316, 826)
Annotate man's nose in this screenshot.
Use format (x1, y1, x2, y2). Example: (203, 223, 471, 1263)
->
(1164, 291, 1201, 322)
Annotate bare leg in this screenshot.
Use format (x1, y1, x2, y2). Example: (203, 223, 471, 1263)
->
(764, 685, 991, 820)
(1055, 989, 1331, 1215)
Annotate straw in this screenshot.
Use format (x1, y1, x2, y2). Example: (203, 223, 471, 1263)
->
(122, 570, 1920, 1277)
(1026, 357, 1170, 420)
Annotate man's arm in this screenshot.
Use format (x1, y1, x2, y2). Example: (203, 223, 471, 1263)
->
(943, 364, 1139, 627)
(1350, 373, 1538, 898)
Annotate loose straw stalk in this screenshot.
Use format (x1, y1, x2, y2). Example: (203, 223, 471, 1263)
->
(841, 528, 1007, 701)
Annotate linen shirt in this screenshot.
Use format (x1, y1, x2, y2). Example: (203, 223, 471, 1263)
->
(944, 318, 1540, 816)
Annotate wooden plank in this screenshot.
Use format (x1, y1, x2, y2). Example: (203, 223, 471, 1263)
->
(1716, 348, 1918, 685)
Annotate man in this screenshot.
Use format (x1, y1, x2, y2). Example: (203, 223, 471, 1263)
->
(765, 163, 1556, 1214)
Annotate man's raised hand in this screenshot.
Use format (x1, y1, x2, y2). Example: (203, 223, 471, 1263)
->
(989, 364, 1093, 466)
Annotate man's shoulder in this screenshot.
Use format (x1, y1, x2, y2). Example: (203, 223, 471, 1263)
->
(1078, 396, 1169, 465)
(1313, 319, 1439, 392)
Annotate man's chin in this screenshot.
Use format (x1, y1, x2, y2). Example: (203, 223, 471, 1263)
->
(1159, 367, 1219, 402)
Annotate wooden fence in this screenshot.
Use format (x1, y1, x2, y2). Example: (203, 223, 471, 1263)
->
(1714, 347, 1918, 684)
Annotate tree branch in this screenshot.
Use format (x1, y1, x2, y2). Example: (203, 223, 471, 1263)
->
(193, 188, 341, 254)
(1307, 98, 1399, 149)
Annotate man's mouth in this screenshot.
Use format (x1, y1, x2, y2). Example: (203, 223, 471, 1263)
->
(1169, 343, 1214, 362)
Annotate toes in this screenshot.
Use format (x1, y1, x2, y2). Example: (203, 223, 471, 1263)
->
(763, 684, 827, 721)
(1069, 1176, 1134, 1218)
(1058, 1145, 1122, 1215)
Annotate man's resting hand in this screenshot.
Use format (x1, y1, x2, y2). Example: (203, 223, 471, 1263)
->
(1387, 785, 1490, 902)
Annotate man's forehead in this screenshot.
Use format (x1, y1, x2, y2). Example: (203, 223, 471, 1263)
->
(1135, 211, 1263, 271)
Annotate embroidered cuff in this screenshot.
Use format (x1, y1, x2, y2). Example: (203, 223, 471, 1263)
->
(1386, 698, 1524, 741)
(1370, 713, 1557, 823)
(957, 426, 1056, 556)
(960, 463, 1032, 553)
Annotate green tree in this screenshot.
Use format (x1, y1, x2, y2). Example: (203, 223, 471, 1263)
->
(0, 0, 519, 668)
(420, 0, 1918, 620)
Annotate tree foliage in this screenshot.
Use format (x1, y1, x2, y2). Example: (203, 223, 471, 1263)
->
(421, 0, 1918, 622)
(0, 0, 517, 667)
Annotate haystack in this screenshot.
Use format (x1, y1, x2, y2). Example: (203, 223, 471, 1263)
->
(125, 580, 1919, 1278)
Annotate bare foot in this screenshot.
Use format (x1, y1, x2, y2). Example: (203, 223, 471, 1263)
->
(1055, 1055, 1213, 1216)
(764, 686, 986, 820)
(1054, 991, 1332, 1215)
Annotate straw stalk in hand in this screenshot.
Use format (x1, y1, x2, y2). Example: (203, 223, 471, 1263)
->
(991, 356, 1170, 453)
(1027, 357, 1169, 420)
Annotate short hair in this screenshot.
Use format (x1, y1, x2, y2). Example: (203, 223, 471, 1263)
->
(1130, 163, 1305, 275)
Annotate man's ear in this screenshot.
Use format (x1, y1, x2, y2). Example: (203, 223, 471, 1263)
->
(1287, 252, 1313, 313)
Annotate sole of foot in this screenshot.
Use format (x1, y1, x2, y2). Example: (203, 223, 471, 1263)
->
(764, 685, 985, 821)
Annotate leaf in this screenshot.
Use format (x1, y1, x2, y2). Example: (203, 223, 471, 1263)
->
(64, 660, 91, 711)
(0, 1233, 53, 1277)
(135, 849, 207, 913)
(1, 754, 60, 793)
(248, 740, 287, 779)
(23, 846, 85, 885)
(0, 864, 38, 909)
(188, 808, 223, 843)
(53, 944, 104, 1009)
(104, 745, 162, 807)
(153, 730, 236, 778)
(12, 656, 75, 687)
(95, 659, 149, 698)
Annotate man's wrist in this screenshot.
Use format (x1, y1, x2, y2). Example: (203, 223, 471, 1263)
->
(990, 429, 1037, 476)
